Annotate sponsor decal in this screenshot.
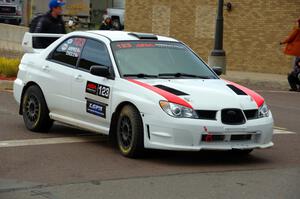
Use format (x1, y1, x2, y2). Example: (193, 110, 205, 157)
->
(66, 46, 81, 57)
(155, 43, 184, 49)
(98, 84, 110, 99)
(86, 100, 106, 118)
(85, 81, 110, 99)
(114, 42, 184, 50)
(67, 39, 73, 44)
(64, 38, 86, 57)
(73, 38, 86, 47)
(135, 43, 155, 48)
(61, 43, 68, 51)
(86, 81, 98, 95)
(116, 43, 133, 49)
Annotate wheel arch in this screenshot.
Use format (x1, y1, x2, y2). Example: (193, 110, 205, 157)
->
(19, 81, 48, 115)
(109, 101, 143, 139)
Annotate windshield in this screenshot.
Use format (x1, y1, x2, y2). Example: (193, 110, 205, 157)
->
(111, 41, 217, 79)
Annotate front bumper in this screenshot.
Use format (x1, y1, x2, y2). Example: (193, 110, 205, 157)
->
(0, 15, 21, 20)
(143, 112, 274, 151)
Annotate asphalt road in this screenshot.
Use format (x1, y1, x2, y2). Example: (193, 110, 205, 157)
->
(0, 90, 299, 199)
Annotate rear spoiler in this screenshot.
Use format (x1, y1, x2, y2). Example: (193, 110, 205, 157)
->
(22, 32, 64, 53)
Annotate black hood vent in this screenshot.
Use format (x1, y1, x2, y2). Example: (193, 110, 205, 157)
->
(227, 85, 247, 95)
(154, 85, 189, 96)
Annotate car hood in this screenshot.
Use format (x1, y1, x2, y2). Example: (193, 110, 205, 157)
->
(128, 78, 263, 110)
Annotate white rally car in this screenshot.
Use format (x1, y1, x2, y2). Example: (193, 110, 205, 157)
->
(14, 31, 273, 158)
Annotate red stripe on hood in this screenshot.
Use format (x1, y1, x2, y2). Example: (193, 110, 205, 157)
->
(127, 79, 192, 108)
(225, 80, 264, 107)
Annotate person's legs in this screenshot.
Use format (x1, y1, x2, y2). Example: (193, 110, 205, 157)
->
(296, 76, 300, 91)
(288, 73, 298, 91)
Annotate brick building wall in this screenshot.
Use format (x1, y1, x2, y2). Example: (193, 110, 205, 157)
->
(125, 0, 300, 74)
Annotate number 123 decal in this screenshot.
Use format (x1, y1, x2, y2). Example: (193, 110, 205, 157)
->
(98, 85, 110, 98)
(86, 81, 110, 99)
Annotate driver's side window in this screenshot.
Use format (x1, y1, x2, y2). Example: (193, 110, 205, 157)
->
(77, 39, 112, 72)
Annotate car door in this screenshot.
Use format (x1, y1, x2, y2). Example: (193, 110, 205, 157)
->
(71, 38, 114, 132)
(44, 37, 83, 116)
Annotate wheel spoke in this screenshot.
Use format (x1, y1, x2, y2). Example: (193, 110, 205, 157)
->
(24, 95, 40, 123)
(119, 116, 133, 149)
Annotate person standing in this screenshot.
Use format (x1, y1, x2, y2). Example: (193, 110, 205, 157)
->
(287, 57, 300, 91)
(280, 18, 300, 91)
(33, 0, 66, 48)
(99, 15, 113, 30)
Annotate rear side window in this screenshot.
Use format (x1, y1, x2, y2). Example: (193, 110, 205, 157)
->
(77, 39, 111, 71)
(50, 37, 86, 67)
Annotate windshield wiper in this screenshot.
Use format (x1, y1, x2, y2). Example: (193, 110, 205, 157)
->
(158, 73, 211, 79)
(123, 73, 158, 78)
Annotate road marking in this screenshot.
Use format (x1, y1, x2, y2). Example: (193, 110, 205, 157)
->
(273, 126, 286, 130)
(0, 135, 107, 148)
(0, 128, 296, 148)
(273, 129, 296, 134)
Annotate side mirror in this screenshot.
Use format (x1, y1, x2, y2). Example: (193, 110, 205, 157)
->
(90, 65, 112, 79)
(212, 66, 223, 76)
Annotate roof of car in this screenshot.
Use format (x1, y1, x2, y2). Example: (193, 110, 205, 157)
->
(87, 30, 178, 42)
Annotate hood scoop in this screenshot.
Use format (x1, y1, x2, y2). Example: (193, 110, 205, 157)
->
(154, 85, 189, 96)
(227, 84, 247, 95)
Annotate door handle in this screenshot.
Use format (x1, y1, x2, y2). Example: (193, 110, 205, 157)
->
(42, 65, 49, 71)
(74, 74, 83, 81)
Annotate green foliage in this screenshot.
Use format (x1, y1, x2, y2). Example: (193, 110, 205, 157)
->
(0, 57, 20, 77)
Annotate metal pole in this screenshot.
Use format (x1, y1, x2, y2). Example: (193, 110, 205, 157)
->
(211, 0, 225, 56)
(208, 0, 227, 74)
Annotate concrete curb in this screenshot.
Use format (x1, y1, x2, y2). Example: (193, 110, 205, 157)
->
(221, 71, 289, 91)
(223, 77, 289, 91)
(0, 80, 13, 91)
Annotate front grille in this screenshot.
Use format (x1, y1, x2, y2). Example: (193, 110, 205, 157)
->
(231, 134, 252, 141)
(221, 109, 245, 125)
(195, 110, 217, 120)
(0, 6, 16, 14)
(244, 109, 258, 120)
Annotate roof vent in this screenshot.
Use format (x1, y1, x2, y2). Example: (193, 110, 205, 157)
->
(128, 32, 158, 40)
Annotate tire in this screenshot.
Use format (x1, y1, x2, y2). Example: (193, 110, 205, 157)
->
(116, 105, 144, 158)
(9, 19, 20, 25)
(22, 85, 53, 132)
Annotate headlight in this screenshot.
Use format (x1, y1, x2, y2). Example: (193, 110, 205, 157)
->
(258, 102, 269, 118)
(159, 101, 198, 119)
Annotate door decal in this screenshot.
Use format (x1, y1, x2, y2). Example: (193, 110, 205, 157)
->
(86, 81, 110, 99)
(86, 98, 106, 118)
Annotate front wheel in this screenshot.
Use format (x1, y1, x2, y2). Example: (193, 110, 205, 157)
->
(116, 105, 144, 158)
(22, 85, 53, 132)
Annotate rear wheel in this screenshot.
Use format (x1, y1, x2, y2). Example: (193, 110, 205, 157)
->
(116, 105, 144, 158)
(22, 85, 53, 132)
